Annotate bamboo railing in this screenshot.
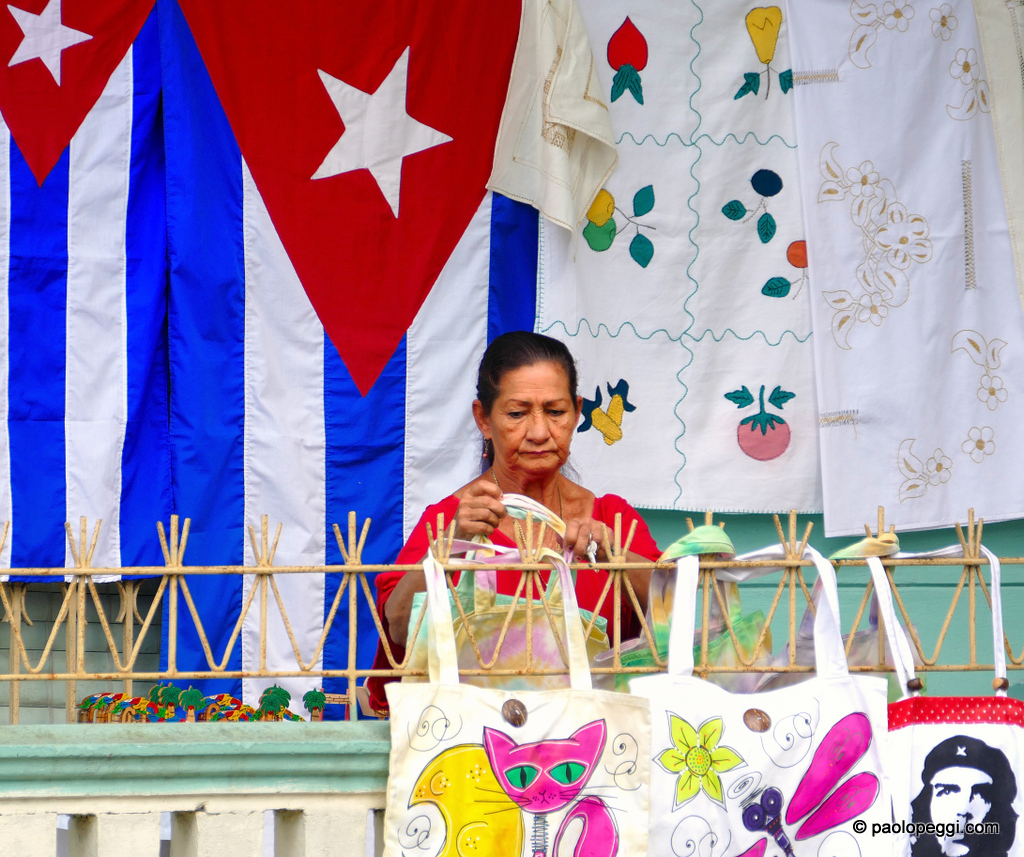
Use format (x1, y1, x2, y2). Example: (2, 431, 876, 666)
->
(0, 508, 1018, 723)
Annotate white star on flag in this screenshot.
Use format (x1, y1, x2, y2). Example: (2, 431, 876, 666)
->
(312, 47, 452, 218)
(7, 0, 92, 86)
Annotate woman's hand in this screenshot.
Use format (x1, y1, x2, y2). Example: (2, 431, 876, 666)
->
(563, 517, 611, 561)
(453, 477, 506, 540)
(564, 516, 652, 612)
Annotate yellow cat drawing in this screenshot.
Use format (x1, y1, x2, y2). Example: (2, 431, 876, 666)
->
(410, 744, 525, 857)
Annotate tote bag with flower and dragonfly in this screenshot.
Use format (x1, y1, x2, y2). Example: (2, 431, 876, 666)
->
(631, 546, 893, 857)
(382, 540, 650, 857)
(871, 546, 1024, 857)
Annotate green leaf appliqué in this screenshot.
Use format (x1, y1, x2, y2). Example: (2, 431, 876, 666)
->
(768, 386, 796, 409)
(630, 233, 654, 267)
(757, 212, 777, 243)
(761, 277, 791, 298)
(724, 386, 755, 408)
(722, 200, 747, 221)
(734, 72, 761, 99)
(612, 65, 643, 104)
(633, 185, 655, 217)
(779, 69, 793, 93)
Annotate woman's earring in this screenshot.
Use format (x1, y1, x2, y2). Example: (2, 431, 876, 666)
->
(482, 438, 494, 461)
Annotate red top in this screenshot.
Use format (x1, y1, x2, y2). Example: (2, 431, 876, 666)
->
(366, 493, 661, 714)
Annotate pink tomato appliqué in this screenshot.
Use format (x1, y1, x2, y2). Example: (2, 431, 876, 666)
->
(724, 383, 795, 462)
(738, 419, 790, 461)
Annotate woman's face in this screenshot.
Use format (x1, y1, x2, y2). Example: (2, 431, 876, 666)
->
(474, 361, 581, 479)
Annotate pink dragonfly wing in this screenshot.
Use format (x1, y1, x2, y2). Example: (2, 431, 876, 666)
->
(785, 713, 872, 825)
(795, 772, 879, 840)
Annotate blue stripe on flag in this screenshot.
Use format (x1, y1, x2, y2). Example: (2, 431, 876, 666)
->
(487, 193, 539, 342)
(8, 145, 69, 568)
(323, 336, 406, 719)
(121, 7, 171, 567)
(161, 0, 245, 693)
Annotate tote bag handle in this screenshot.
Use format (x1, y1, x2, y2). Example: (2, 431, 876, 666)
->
(668, 544, 848, 680)
(424, 546, 594, 690)
(872, 544, 1005, 699)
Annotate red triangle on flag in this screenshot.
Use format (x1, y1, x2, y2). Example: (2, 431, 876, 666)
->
(179, 1, 521, 394)
(0, 0, 156, 185)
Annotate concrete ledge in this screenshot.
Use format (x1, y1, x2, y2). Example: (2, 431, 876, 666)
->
(0, 722, 391, 798)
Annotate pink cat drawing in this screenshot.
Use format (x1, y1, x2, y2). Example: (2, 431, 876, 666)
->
(483, 719, 618, 857)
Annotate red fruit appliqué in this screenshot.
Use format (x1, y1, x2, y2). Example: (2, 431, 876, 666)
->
(608, 18, 648, 72)
(787, 240, 808, 269)
(738, 419, 791, 461)
(724, 383, 795, 462)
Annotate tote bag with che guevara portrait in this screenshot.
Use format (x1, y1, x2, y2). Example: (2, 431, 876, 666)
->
(873, 547, 1024, 857)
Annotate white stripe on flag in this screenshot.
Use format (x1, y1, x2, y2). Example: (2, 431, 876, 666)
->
(0, 114, 9, 568)
(65, 48, 133, 569)
(241, 161, 326, 711)
(403, 193, 492, 540)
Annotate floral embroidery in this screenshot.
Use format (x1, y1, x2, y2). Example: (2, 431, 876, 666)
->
(930, 4, 957, 40)
(818, 143, 932, 348)
(655, 714, 744, 808)
(858, 292, 888, 325)
(952, 330, 1008, 411)
(925, 450, 953, 484)
(947, 47, 991, 120)
(978, 374, 1008, 410)
(962, 426, 995, 463)
(898, 439, 951, 502)
(882, 0, 915, 31)
(849, 0, 916, 69)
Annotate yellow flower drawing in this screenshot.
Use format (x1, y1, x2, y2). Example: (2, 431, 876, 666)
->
(817, 144, 932, 348)
(978, 374, 1008, 411)
(930, 4, 957, 40)
(656, 714, 744, 809)
(947, 47, 990, 120)
(950, 48, 979, 84)
(926, 449, 953, 485)
(962, 426, 994, 463)
(874, 203, 932, 270)
(882, 0, 915, 31)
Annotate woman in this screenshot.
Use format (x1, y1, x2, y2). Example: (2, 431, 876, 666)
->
(368, 331, 661, 715)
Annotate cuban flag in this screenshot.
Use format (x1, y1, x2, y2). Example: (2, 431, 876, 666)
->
(0, 0, 170, 573)
(159, 0, 535, 710)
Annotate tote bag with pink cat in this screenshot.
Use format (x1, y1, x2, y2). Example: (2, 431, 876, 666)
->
(381, 546, 650, 857)
(871, 547, 1024, 857)
(631, 546, 894, 857)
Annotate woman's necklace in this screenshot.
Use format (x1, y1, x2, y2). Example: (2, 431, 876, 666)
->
(491, 469, 563, 549)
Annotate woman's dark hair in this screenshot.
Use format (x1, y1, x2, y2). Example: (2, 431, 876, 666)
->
(477, 331, 578, 465)
(910, 735, 1017, 857)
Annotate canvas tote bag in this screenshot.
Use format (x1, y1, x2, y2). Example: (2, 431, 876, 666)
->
(401, 548, 610, 692)
(382, 545, 650, 857)
(874, 546, 1024, 857)
(631, 546, 893, 857)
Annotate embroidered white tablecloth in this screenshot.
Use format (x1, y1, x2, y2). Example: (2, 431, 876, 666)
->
(787, 0, 1024, 534)
(538, 0, 823, 513)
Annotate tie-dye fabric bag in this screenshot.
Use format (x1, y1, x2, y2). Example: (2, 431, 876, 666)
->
(874, 547, 1024, 857)
(631, 546, 893, 857)
(382, 544, 650, 857)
